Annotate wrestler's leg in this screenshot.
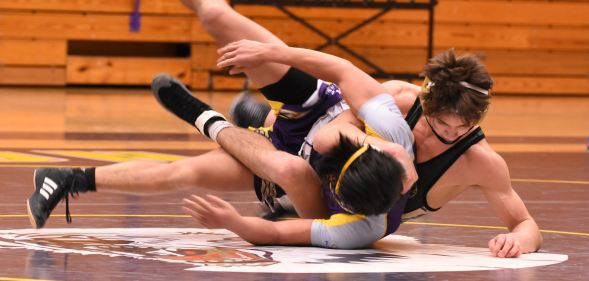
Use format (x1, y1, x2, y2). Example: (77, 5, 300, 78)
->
(96, 148, 254, 194)
(152, 75, 328, 219)
(215, 128, 327, 219)
(27, 148, 255, 228)
(182, 0, 288, 87)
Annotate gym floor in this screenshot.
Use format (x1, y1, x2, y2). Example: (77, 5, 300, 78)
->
(0, 87, 587, 280)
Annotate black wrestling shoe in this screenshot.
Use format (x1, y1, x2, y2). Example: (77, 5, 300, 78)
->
(229, 91, 271, 128)
(27, 168, 88, 229)
(152, 73, 227, 139)
(259, 195, 298, 221)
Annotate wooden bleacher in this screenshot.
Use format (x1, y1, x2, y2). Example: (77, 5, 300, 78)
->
(0, 0, 587, 95)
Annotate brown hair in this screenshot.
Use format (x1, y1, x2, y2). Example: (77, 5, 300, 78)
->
(422, 49, 493, 126)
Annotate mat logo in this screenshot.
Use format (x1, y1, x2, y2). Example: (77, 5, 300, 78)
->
(0, 229, 276, 268)
(0, 228, 567, 273)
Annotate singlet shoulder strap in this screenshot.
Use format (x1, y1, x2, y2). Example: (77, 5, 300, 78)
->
(404, 97, 422, 130)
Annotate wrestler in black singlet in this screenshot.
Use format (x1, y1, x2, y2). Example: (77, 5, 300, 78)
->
(403, 98, 486, 216)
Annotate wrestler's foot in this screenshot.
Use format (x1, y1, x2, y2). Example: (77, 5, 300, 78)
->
(259, 195, 298, 221)
(152, 73, 231, 140)
(229, 91, 272, 128)
(27, 168, 92, 228)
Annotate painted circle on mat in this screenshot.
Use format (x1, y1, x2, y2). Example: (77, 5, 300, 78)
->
(0, 228, 567, 273)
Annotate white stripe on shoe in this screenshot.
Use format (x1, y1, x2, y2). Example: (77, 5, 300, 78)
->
(40, 177, 58, 200)
(41, 183, 54, 195)
(40, 189, 50, 200)
(44, 177, 58, 190)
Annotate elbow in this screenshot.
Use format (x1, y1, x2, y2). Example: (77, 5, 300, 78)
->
(313, 128, 334, 154)
(520, 218, 543, 253)
(535, 230, 544, 252)
(333, 59, 357, 83)
(530, 218, 543, 252)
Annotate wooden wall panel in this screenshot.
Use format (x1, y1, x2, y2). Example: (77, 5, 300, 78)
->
(480, 50, 589, 77)
(0, 39, 67, 66)
(336, 48, 589, 77)
(191, 71, 248, 91)
(192, 19, 589, 51)
(191, 44, 219, 70)
(0, 66, 66, 85)
(0, 0, 587, 95)
(0, 0, 191, 15)
(189, 73, 589, 96)
(0, 12, 193, 42)
(234, 1, 589, 26)
(67, 56, 191, 85)
(493, 76, 589, 95)
(191, 44, 589, 77)
(435, 0, 589, 26)
(191, 19, 589, 51)
(191, 71, 210, 90)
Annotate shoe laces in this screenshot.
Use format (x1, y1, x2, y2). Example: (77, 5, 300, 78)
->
(63, 177, 81, 224)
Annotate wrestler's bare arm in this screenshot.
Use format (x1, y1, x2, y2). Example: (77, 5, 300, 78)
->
(183, 194, 313, 246)
(476, 150, 543, 257)
(217, 40, 388, 114)
(313, 111, 398, 154)
(313, 111, 418, 192)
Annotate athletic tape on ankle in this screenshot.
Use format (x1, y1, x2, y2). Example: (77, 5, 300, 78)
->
(209, 121, 233, 142)
(195, 110, 226, 137)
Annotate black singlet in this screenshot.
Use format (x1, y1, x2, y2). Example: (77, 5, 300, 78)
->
(403, 98, 486, 213)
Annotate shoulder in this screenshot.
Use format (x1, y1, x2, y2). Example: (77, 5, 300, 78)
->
(358, 94, 414, 153)
(381, 80, 420, 115)
(462, 139, 511, 189)
(381, 80, 421, 97)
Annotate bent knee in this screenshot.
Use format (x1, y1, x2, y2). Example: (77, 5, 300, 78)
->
(271, 155, 309, 185)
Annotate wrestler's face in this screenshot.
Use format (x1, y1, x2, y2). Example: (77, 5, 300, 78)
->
(425, 114, 474, 144)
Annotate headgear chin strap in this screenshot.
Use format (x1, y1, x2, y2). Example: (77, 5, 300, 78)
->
(424, 115, 473, 145)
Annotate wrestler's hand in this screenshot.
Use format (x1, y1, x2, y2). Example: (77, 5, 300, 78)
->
(488, 233, 522, 258)
(182, 194, 241, 229)
(380, 143, 417, 194)
(399, 152, 418, 194)
(217, 39, 273, 74)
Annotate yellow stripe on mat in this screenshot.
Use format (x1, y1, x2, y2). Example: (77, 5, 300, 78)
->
(511, 178, 589, 185)
(0, 277, 55, 281)
(404, 222, 589, 237)
(0, 140, 218, 150)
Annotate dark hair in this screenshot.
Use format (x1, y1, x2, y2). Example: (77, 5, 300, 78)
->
(315, 134, 405, 216)
(423, 48, 493, 126)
